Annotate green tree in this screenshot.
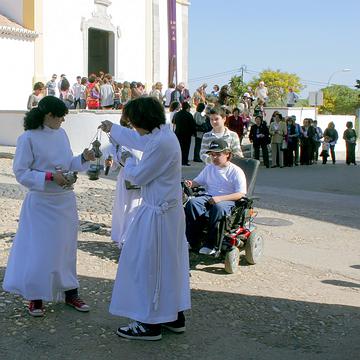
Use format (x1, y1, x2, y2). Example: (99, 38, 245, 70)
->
(318, 85, 360, 115)
(228, 75, 248, 107)
(247, 69, 304, 106)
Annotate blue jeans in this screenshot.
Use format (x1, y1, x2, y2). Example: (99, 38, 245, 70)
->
(185, 195, 234, 249)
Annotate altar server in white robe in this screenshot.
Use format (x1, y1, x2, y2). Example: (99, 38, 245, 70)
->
(3, 96, 95, 317)
(105, 118, 143, 249)
(100, 97, 191, 341)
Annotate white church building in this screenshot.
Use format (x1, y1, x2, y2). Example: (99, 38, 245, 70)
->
(0, 0, 190, 110)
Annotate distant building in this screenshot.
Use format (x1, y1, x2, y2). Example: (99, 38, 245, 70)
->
(0, 0, 190, 110)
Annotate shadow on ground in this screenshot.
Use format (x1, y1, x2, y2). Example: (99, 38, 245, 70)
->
(1, 266, 359, 360)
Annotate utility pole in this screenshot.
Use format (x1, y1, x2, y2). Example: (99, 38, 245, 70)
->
(239, 65, 246, 85)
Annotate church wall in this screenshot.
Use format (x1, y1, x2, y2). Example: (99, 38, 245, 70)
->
(41, 0, 90, 83)
(0, 38, 34, 110)
(40, 0, 150, 84)
(110, 0, 147, 82)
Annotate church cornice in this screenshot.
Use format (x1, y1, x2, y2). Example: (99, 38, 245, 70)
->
(176, 0, 191, 6)
(0, 26, 38, 41)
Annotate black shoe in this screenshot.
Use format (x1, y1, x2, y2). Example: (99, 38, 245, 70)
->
(116, 321, 162, 341)
(162, 312, 186, 333)
(182, 163, 191, 166)
(271, 165, 277, 168)
(193, 159, 202, 163)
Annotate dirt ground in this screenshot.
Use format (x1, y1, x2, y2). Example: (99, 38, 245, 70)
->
(0, 153, 359, 360)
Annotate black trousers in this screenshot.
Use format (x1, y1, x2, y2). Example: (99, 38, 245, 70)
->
(253, 143, 269, 167)
(346, 143, 356, 164)
(329, 145, 336, 163)
(176, 134, 191, 165)
(193, 136, 202, 161)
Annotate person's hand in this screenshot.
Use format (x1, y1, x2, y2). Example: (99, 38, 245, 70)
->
(104, 158, 113, 168)
(53, 172, 70, 187)
(121, 150, 133, 163)
(184, 180, 193, 188)
(98, 120, 113, 133)
(82, 148, 96, 161)
(207, 196, 221, 205)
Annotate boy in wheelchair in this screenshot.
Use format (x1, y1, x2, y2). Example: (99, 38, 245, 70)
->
(184, 138, 247, 255)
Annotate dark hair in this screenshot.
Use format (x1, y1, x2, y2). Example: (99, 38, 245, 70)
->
(346, 121, 353, 128)
(81, 77, 87, 85)
(255, 115, 263, 122)
(182, 102, 191, 111)
(169, 82, 175, 88)
(122, 97, 165, 132)
(196, 102, 206, 112)
(24, 96, 68, 130)
(60, 78, 70, 91)
(88, 75, 96, 83)
(213, 84, 219, 91)
(169, 101, 180, 112)
(232, 107, 240, 113)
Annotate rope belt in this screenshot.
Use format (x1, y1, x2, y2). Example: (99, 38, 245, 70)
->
(142, 200, 178, 310)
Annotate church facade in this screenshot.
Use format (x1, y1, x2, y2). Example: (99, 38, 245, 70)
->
(0, 0, 190, 110)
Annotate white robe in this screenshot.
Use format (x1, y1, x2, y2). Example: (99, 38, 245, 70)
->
(109, 124, 191, 324)
(110, 144, 142, 247)
(3, 126, 88, 301)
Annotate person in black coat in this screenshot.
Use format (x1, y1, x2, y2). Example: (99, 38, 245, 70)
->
(300, 118, 316, 165)
(172, 102, 196, 165)
(249, 116, 270, 168)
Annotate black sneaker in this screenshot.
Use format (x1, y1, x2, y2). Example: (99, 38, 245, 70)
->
(116, 321, 162, 341)
(162, 312, 186, 333)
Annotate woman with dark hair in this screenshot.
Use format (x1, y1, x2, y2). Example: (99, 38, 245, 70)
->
(343, 121, 357, 165)
(3, 96, 95, 317)
(60, 77, 74, 109)
(99, 97, 191, 341)
(249, 116, 270, 168)
(300, 118, 316, 165)
(227, 107, 246, 144)
(86, 74, 100, 109)
(172, 101, 196, 166)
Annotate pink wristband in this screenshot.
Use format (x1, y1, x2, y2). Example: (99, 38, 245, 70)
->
(45, 172, 53, 181)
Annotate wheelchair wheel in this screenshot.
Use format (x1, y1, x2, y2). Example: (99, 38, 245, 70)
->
(224, 247, 240, 274)
(245, 231, 264, 265)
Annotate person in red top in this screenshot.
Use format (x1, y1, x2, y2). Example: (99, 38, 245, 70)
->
(227, 108, 246, 144)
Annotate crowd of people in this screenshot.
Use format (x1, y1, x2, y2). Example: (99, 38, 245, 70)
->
(27, 74, 357, 167)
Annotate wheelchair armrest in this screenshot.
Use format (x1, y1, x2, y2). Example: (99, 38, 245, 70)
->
(234, 196, 253, 208)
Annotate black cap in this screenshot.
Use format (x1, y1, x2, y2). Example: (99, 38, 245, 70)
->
(206, 138, 230, 153)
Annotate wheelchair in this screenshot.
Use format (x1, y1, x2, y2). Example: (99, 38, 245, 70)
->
(183, 158, 264, 274)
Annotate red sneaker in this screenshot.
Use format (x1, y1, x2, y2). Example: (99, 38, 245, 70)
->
(65, 297, 90, 312)
(28, 300, 44, 317)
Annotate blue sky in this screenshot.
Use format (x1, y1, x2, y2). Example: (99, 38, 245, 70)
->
(188, 0, 359, 97)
